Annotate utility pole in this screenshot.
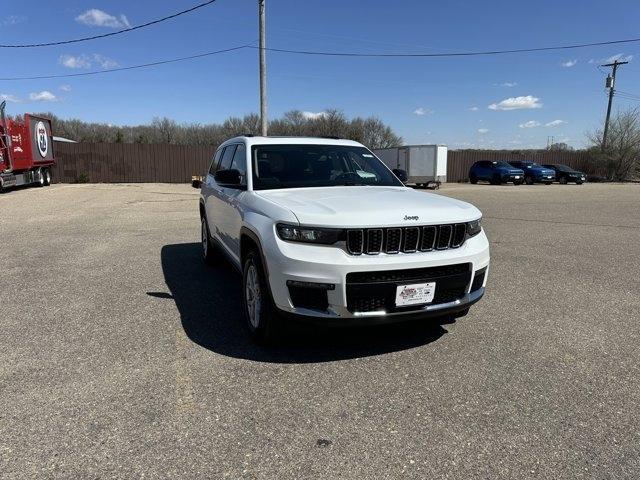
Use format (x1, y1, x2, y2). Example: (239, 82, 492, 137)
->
(258, 0, 267, 136)
(601, 59, 628, 151)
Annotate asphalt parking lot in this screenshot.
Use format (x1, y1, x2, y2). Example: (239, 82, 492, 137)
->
(1, 182, 639, 479)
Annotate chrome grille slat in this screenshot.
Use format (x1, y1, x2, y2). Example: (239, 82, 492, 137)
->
(436, 225, 453, 249)
(386, 228, 402, 253)
(346, 224, 468, 255)
(366, 229, 383, 254)
(403, 227, 420, 253)
(347, 229, 363, 255)
(421, 226, 437, 251)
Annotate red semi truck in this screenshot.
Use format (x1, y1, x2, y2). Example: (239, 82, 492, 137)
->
(0, 101, 56, 191)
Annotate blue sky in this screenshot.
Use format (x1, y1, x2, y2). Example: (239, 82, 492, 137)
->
(1, 0, 639, 148)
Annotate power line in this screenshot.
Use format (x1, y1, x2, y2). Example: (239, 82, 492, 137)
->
(0, 45, 252, 80)
(253, 36, 640, 57)
(0, 0, 219, 48)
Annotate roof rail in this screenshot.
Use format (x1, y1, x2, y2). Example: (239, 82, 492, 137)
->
(320, 135, 341, 140)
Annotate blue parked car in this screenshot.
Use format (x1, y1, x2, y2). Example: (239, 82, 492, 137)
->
(469, 160, 525, 185)
(508, 161, 556, 185)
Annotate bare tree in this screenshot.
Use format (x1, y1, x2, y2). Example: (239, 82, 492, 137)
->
(588, 108, 640, 180)
(25, 109, 403, 150)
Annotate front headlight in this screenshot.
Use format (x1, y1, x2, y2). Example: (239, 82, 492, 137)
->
(466, 217, 482, 237)
(276, 223, 343, 245)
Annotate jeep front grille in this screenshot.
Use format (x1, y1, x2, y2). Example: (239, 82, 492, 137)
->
(346, 224, 468, 255)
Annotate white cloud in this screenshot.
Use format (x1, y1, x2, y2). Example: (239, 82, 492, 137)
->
(495, 82, 517, 87)
(489, 95, 542, 110)
(29, 91, 58, 102)
(1, 93, 21, 102)
(545, 119, 566, 127)
(76, 9, 131, 28)
(468, 106, 479, 111)
(606, 53, 633, 63)
(92, 54, 118, 69)
(519, 120, 541, 128)
(561, 59, 578, 67)
(59, 84, 72, 92)
(413, 107, 433, 116)
(301, 111, 327, 120)
(59, 53, 118, 69)
(589, 53, 633, 64)
(59, 54, 91, 69)
(2, 15, 26, 26)
(477, 128, 489, 134)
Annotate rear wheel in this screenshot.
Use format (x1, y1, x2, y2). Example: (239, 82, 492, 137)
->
(242, 250, 281, 344)
(43, 168, 51, 186)
(576, 181, 583, 185)
(525, 176, 534, 185)
(544, 181, 552, 185)
(36, 169, 45, 187)
(469, 174, 478, 184)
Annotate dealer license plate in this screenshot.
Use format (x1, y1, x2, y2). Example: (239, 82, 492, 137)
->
(395, 282, 436, 307)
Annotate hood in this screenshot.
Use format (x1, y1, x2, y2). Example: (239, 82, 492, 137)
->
(525, 165, 555, 175)
(256, 186, 481, 227)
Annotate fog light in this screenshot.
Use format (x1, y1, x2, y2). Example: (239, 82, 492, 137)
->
(286, 280, 335, 290)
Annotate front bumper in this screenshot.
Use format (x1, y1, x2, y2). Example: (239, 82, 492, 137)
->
(262, 229, 490, 323)
(501, 173, 523, 182)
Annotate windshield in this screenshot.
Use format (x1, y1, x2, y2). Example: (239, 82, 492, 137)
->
(493, 161, 514, 168)
(251, 144, 403, 190)
(553, 164, 572, 172)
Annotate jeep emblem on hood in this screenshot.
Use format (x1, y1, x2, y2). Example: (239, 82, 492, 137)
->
(404, 215, 419, 221)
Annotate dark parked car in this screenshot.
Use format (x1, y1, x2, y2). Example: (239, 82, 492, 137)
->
(508, 161, 556, 185)
(542, 164, 587, 184)
(469, 160, 525, 185)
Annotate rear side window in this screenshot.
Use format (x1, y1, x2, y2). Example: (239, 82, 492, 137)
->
(208, 148, 223, 175)
(230, 143, 247, 181)
(219, 145, 237, 171)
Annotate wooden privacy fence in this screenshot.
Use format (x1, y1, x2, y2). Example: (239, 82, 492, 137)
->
(51, 142, 214, 183)
(51, 141, 602, 184)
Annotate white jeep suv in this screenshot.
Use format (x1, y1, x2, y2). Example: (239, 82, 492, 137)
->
(199, 136, 490, 342)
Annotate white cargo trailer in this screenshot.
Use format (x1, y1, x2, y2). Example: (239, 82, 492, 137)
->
(373, 144, 447, 188)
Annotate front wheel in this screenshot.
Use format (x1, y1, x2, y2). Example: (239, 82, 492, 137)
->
(525, 176, 534, 185)
(201, 217, 220, 265)
(544, 182, 552, 185)
(514, 180, 523, 185)
(576, 181, 583, 185)
(242, 250, 281, 344)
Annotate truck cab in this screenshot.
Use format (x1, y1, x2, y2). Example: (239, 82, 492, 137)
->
(0, 101, 55, 191)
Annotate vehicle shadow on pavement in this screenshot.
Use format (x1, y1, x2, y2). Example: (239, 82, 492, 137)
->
(157, 243, 451, 364)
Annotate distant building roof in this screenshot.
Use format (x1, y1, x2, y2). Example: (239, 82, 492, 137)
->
(53, 136, 77, 143)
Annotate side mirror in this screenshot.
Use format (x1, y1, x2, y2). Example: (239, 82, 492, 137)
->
(191, 176, 202, 189)
(215, 168, 242, 185)
(392, 168, 408, 183)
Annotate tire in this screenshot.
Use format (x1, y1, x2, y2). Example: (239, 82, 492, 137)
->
(242, 250, 281, 344)
(469, 174, 478, 184)
(524, 176, 534, 185)
(514, 180, 523, 185)
(576, 181, 583, 185)
(559, 176, 568, 185)
(544, 182, 552, 185)
(36, 169, 45, 187)
(201, 216, 220, 266)
(43, 168, 51, 186)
